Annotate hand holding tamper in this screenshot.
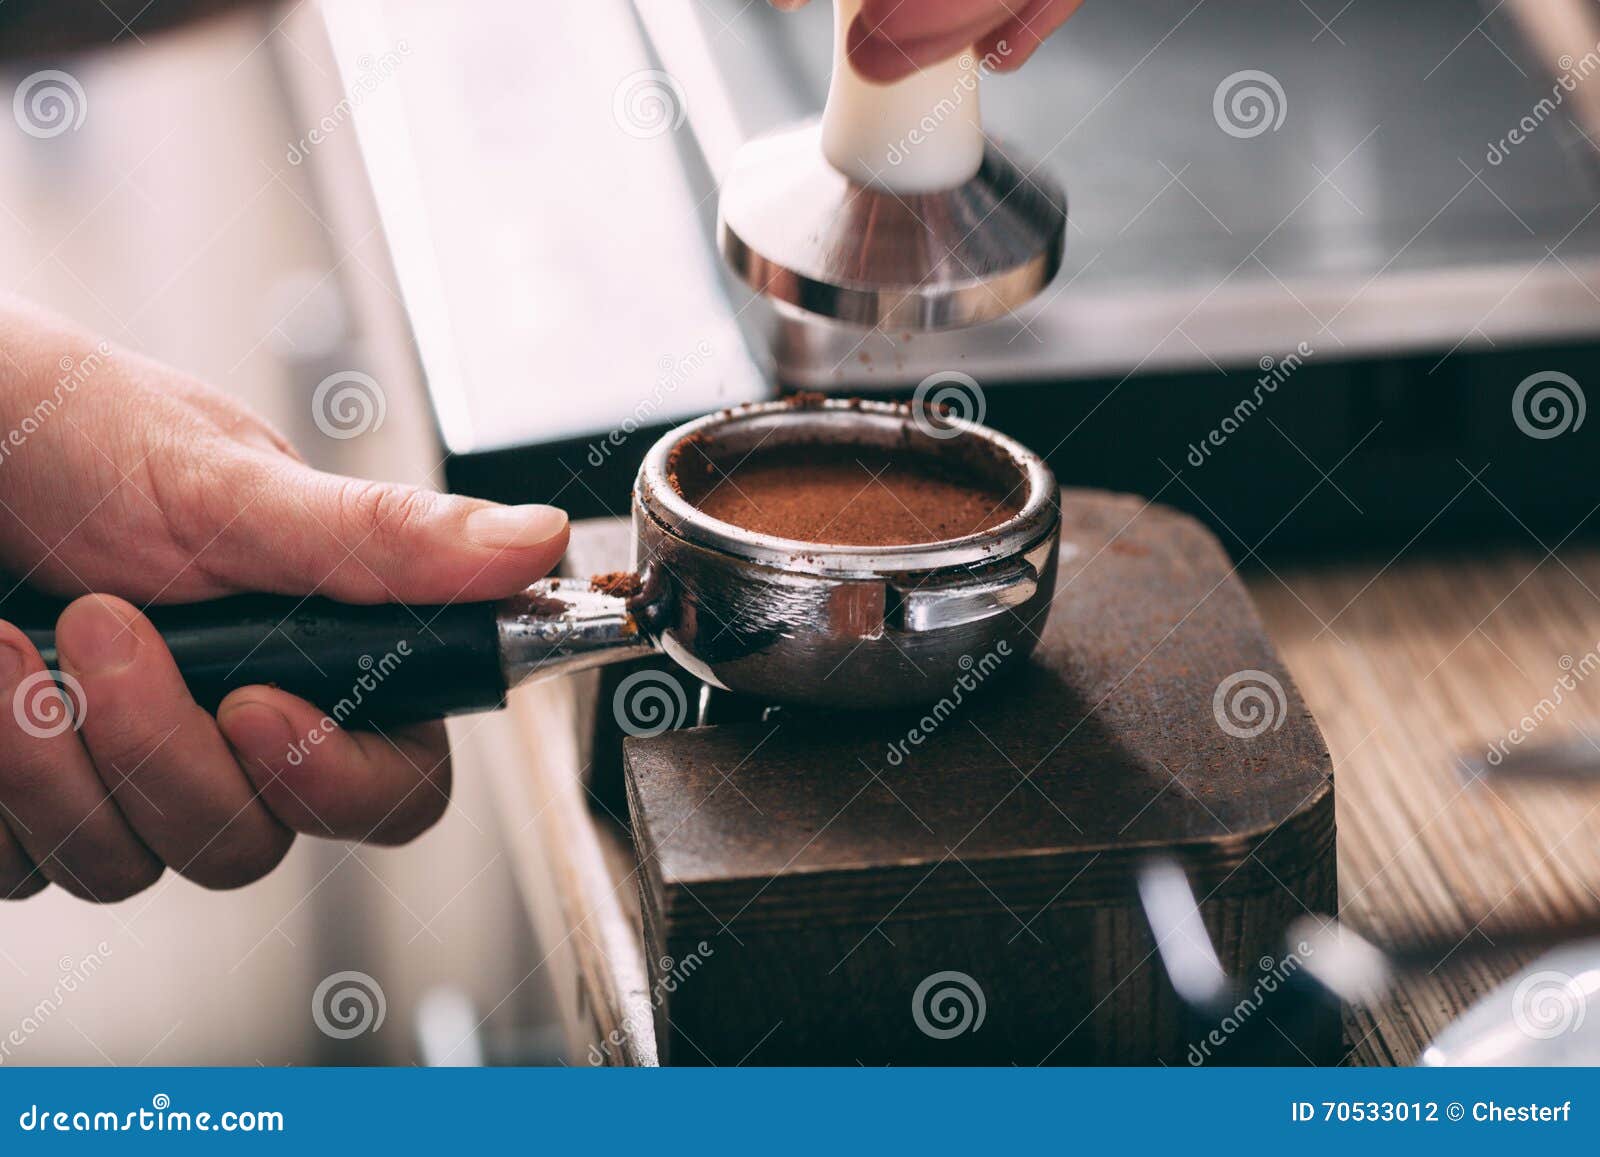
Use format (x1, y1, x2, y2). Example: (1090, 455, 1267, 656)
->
(719, 0, 1068, 330)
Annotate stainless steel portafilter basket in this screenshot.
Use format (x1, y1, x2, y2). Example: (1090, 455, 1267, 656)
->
(626, 399, 1061, 708)
(25, 401, 1061, 721)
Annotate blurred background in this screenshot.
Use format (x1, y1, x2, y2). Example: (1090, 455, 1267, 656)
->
(0, 7, 555, 1065)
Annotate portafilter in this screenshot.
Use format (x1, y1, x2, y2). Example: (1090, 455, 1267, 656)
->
(22, 399, 1061, 723)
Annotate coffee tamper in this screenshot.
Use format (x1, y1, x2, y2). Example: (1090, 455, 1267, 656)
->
(717, 0, 1067, 330)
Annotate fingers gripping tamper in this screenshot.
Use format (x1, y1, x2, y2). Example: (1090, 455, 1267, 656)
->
(717, 0, 1067, 330)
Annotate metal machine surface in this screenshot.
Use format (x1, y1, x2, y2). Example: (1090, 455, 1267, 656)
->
(672, 0, 1600, 387)
(296, 0, 1600, 550)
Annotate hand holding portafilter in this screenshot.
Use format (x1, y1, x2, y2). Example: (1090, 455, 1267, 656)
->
(718, 0, 1067, 330)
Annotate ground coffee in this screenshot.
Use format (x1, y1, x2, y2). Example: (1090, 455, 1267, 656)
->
(673, 442, 1020, 546)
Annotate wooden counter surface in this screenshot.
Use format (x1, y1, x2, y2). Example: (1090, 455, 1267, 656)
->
(1252, 546, 1600, 1065)
(484, 518, 1600, 1065)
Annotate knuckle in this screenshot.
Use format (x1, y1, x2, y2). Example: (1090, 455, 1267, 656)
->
(86, 704, 215, 796)
(0, 750, 64, 796)
(84, 719, 172, 784)
(225, 412, 301, 460)
(0, 742, 97, 806)
(342, 480, 439, 551)
(151, 442, 245, 561)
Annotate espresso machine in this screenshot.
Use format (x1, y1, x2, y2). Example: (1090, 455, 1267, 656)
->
(272, 0, 1600, 1066)
(294, 0, 1600, 558)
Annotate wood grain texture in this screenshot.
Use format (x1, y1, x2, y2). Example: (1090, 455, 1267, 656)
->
(1249, 547, 1600, 1065)
(625, 491, 1339, 1064)
(492, 517, 1600, 1065)
(485, 519, 658, 1066)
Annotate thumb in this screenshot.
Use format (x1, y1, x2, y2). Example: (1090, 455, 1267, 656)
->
(200, 456, 569, 605)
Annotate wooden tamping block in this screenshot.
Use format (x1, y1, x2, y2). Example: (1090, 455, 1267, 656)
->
(622, 491, 1337, 1065)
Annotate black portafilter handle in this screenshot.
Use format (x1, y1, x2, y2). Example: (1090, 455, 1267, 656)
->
(16, 592, 509, 727)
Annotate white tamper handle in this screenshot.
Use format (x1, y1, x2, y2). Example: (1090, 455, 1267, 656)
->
(819, 0, 986, 193)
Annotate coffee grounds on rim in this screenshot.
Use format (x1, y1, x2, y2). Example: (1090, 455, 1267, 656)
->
(590, 571, 643, 599)
(674, 443, 1020, 546)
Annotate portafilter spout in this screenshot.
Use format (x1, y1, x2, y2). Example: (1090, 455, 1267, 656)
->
(716, 0, 1067, 330)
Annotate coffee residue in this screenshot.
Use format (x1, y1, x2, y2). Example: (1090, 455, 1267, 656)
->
(523, 593, 571, 617)
(665, 428, 714, 498)
(591, 571, 643, 599)
(676, 444, 1019, 546)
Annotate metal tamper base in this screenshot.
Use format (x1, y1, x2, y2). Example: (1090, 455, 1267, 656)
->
(717, 120, 1066, 332)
